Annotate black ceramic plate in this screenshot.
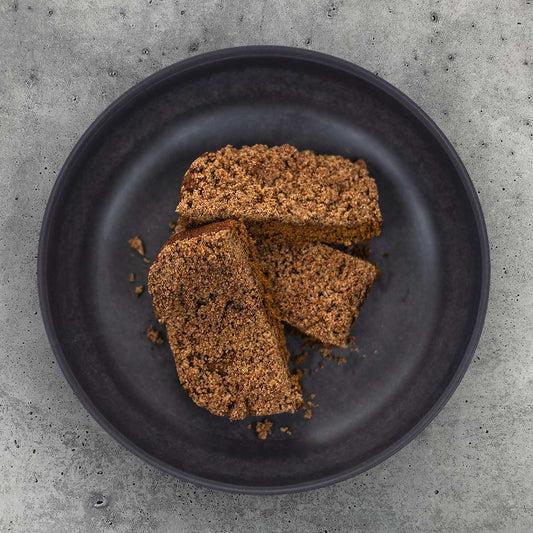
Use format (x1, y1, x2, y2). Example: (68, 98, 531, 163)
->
(38, 46, 489, 494)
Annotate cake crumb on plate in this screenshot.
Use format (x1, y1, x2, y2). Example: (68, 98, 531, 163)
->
(128, 236, 145, 256)
(320, 346, 333, 360)
(255, 419, 273, 439)
(146, 326, 163, 344)
(294, 351, 308, 365)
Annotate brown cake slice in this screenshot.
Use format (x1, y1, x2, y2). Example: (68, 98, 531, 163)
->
(148, 220, 302, 420)
(177, 144, 382, 244)
(256, 241, 378, 347)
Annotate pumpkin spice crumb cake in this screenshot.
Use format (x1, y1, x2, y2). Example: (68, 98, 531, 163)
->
(256, 241, 378, 347)
(177, 144, 382, 244)
(148, 220, 303, 420)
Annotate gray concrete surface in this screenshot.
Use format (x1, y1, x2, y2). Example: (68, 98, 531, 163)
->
(1, 1, 532, 531)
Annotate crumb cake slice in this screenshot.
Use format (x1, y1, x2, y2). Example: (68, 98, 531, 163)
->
(256, 241, 378, 347)
(148, 220, 302, 420)
(177, 144, 382, 244)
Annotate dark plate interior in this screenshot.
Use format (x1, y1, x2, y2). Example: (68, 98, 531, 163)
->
(38, 47, 489, 494)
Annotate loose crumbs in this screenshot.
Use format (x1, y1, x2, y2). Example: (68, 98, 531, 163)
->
(146, 326, 164, 344)
(294, 351, 308, 365)
(320, 346, 333, 360)
(128, 236, 145, 256)
(255, 419, 273, 439)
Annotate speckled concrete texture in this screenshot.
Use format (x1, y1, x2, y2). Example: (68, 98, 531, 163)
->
(1, 1, 532, 531)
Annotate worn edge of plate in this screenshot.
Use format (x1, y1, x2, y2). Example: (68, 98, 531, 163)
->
(37, 45, 490, 495)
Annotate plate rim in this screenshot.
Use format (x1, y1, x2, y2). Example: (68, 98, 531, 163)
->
(37, 45, 490, 494)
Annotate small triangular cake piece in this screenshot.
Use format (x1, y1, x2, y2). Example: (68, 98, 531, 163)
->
(256, 242, 378, 347)
(148, 220, 303, 420)
(177, 144, 382, 244)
